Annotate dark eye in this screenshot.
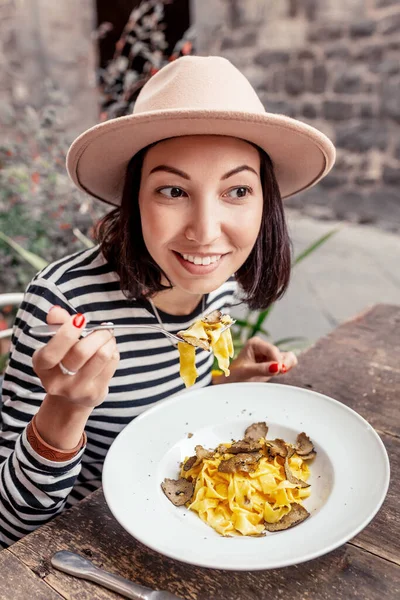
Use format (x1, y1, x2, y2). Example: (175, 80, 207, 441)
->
(225, 186, 251, 199)
(159, 186, 187, 198)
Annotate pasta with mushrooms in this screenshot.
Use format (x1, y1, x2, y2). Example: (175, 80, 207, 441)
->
(161, 423, 316, 536)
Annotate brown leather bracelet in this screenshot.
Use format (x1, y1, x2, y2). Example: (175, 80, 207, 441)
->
(26, 414, 87, 462)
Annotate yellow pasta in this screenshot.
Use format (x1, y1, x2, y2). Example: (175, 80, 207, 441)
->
(180, 441, 311, 536)
(177, 312, 234, 387)
(177, 342, 197, 388)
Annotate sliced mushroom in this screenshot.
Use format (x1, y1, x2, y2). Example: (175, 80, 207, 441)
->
(195, 445, 214, 460)
(227, 439, 264, 454)
(284, 448, 310, 488)
(300, 451, 317, 461)
(182, 455, 197, 471)
(216, 444, 229, 455)
(202, 310, 222, 324)
(177, 333, 210, 351)
(266, 438, 288, 458)
(295, 432, 315, 456)
(218, 452, 262, 474)
(244, 422, 269, 442)
(264, 503, 310, 531)
(183, 445, 214, 471)
(161, 478, 194, 506)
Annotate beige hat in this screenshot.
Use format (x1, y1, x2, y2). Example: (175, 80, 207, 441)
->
(67, 55, 335, 206)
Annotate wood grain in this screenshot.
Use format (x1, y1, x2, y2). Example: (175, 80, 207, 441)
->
(349, 432, 398, 565)
(7, 489, 400, 600)
(280, 304, 400, 438)
(1, 304, 399, 600)
(0, 550, 62, 599)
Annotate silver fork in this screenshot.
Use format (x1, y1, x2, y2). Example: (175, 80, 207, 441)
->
(29, 320, 235, 347)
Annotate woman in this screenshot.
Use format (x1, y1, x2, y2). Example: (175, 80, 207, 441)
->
(0, 56, 335, 547)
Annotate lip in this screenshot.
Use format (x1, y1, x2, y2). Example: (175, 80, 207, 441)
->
(173, 251, 226, 275)
(174, 251, 227, 257)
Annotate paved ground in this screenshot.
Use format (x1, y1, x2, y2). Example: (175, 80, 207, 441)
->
(231, 209, 400, 349)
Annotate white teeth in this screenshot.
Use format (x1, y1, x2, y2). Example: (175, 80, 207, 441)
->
(181, 253, 222, 265)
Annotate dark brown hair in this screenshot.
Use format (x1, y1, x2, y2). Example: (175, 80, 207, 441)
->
(97, 140, 291, 310)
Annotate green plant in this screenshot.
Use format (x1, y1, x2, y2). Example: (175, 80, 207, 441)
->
(0, 93, 106, 293)
(0, 229, 94, 271)
(230, 228, 339, 357)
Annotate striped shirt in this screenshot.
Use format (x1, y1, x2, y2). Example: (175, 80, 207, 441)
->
(0, 246, 237, 548)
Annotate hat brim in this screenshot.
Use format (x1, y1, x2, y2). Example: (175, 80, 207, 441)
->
(66, 109, 335, 205)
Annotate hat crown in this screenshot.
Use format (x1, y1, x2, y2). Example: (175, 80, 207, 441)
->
(134, 55, 265, 115)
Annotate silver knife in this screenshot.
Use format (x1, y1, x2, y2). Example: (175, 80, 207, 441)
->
(51, 550, 181, 600)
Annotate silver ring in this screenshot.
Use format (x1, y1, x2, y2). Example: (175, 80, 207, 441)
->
(59, 361, 77, 376)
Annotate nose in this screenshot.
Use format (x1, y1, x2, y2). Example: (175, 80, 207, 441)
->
(184, 196, 222, 245)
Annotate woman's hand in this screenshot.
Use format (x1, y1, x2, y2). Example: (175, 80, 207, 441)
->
(33, 306, 119, 409)
(32, 306, 120, 450)
(215, 336, 298, 384)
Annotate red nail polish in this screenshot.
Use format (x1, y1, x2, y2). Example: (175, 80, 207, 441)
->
(269, 363, 279, 374)
(281, 364, 287, 373)
(72, 313, 85, 328)
(49, 305, 60, 312)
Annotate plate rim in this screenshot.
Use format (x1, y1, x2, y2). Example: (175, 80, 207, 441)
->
(102, 382, 391, 570)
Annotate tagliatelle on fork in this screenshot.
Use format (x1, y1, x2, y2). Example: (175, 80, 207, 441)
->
(161, 423, 315, 537)
(177, 310, 234, 388)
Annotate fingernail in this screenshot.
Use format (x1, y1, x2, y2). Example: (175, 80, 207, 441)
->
(112, 352, 120, 361)
(281, 364, 287, 374)
(269, 362, 279, 374)
(72, 313, 85, 328)
(49, 305, 60, 312)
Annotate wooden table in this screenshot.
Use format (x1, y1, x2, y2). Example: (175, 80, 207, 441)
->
(1, 304, 399, 600)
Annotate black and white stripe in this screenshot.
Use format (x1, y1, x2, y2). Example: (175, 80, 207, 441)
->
(0, 246, 237, 547)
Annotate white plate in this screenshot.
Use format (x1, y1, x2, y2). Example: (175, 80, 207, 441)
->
(102, 383, 390, 570)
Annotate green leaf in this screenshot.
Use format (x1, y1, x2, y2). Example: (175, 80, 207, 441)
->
(0, 231, 48, 270)
(257, 328, 271, 338)
(249, 304, 274, 337)
(73, 228, 95, 249)
(293, 228, 338, 266)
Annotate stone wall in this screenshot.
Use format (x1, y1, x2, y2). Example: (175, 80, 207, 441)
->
(0, 0, 98, 138)
(192, 0, 400, 231)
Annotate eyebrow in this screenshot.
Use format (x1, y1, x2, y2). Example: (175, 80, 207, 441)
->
(148, 164, 258, 180)
(221, 165, 258, 180)
(149, 165, 190, 180)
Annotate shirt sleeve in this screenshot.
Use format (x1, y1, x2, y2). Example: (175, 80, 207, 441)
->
(0, 276, 85, 548)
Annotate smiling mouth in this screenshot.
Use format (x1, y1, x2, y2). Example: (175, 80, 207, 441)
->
(175, 252, 224, 266)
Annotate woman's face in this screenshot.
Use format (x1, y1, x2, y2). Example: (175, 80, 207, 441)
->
(139, 135, 264, 295)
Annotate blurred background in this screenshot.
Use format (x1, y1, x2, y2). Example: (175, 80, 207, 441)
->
(0, 0, 399, 362)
